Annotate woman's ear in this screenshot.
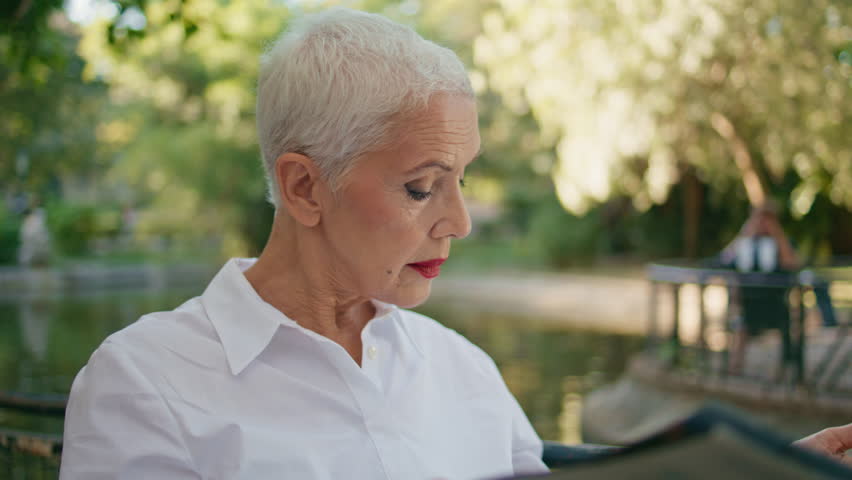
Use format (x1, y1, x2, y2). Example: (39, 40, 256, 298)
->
(274, 153, 322, 227)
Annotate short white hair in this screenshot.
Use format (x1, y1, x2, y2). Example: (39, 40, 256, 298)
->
(257, 7, 474, 209)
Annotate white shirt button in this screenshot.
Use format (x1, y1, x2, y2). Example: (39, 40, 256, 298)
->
(367, 346, 378, 360)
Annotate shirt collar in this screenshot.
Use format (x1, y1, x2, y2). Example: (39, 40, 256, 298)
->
(201, 258, 297, 375)
(200, 258, 418, 375)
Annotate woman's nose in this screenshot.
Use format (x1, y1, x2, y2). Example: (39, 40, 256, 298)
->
(432, 187, 471, 239)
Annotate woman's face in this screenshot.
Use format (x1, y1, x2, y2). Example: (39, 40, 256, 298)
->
(319, 94, 480, 308)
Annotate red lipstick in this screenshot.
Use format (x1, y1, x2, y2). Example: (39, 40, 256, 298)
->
(407, 258, 446, 279)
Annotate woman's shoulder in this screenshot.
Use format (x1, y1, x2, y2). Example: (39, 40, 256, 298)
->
(83, 296, 221, 385)
(104, 296, 209, 350)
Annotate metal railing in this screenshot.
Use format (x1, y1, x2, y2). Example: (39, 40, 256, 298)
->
(0, 427, 62, 479)
(0, 391, 65, 478)
(645, 259, 852, 395)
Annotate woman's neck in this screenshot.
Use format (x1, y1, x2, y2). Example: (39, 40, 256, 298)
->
(243, 215, 375, 364)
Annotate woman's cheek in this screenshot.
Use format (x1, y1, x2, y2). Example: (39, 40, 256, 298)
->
(351, 188, 400, 229)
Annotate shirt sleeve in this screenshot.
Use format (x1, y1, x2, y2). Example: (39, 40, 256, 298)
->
(59, 341, 200, 480)
(506, 382, 549, 475)
(469, 342, 549, 476)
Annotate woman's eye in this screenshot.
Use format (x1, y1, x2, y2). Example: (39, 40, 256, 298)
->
(406, 186, 432, 201)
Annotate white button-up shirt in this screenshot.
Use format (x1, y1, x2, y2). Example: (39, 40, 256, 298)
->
(60, 259, 547, 479)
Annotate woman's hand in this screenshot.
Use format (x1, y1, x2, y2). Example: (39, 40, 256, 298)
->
(793, 423, 852, 466)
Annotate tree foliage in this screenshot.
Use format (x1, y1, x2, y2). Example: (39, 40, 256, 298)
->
(474, 0, 852, 219)
(2, 0, 65, 70)
(1, 14, 109, 206)
(75, 0, 293, 255)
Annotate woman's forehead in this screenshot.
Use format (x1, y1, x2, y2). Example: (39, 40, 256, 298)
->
(348, 95, 479, 178)
(395, 97, 480, 163)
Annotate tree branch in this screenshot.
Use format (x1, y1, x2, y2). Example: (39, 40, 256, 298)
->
(13, 0, 34, 22)
(710, 112, 766, 207)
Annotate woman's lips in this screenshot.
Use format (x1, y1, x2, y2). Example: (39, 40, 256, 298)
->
(407, 258, 446, 279)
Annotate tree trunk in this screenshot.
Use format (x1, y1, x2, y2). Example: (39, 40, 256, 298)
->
(710, 112, 766, 208)
(682, 167, 703, 258)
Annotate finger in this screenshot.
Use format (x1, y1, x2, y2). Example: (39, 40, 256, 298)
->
(827, 423, 852, 451)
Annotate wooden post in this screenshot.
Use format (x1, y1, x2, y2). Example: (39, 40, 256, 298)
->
(721, 284, 735, 378)
(795, 287, 806, 385)
(671, 283, 681, 367)
(647, 281, 659, 349)
(698, 283, 708, 370)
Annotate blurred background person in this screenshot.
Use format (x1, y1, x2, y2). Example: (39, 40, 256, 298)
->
(18, 202, 52, 267)
(720, 202, 837, 374)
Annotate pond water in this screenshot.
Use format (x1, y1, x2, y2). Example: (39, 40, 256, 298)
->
(0, 286, 644, 443)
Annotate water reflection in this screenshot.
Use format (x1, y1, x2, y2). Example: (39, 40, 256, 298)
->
(19, 299, 51, 362)
(0, 289, 643, 441)
(0, 288, 201, 433)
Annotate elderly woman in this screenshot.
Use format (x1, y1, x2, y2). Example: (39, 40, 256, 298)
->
(60, 7, 851, 480)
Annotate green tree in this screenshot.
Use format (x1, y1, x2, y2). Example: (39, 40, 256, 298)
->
(2, 0, 65, 69)
(475, 0, 852, 255)
(76, 0, 293, 255)
(1, 7, 111, 212)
